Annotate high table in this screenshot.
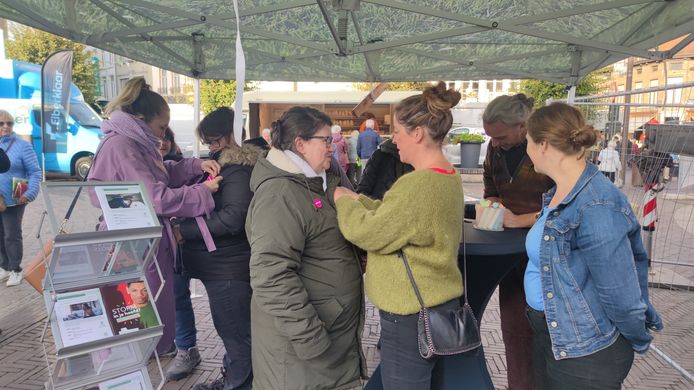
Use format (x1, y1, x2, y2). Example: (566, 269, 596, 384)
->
(364, 222, 529, 390)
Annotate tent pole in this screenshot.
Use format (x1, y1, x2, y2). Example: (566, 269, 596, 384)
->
(193, 78, 200, 158)
(566, 85, 576, 105)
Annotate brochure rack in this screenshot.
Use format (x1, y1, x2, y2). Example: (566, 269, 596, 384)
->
(39, 182, 164, 390)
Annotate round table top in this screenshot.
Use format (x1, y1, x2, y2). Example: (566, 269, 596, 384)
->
(460, 222, 529, 256)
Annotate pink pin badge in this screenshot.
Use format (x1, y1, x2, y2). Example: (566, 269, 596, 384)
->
(313, 198, 323, 209)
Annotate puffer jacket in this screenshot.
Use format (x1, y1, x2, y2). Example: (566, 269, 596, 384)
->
(245, 148, 366, 390)
(179, 143, 262, 281)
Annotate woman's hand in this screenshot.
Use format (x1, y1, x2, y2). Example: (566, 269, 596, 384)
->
(201, 160, 221, 177)
(334, 186, 359, 201)
(204, 176, 223, 193)
(18, 196, 30, 205)
(503, 209, 536, 228)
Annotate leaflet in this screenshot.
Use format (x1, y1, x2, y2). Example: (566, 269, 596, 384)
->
(54, 288, 113, 347)
(95, 370, 147, 390)
(94, 185, 156, 230)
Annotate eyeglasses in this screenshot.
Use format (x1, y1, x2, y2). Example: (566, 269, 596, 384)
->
(0, 121, 14, 127)
(202, 136, 224, 148)
(306, 135, 333, 146)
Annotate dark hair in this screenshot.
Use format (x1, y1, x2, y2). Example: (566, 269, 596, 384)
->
(527, 102, 597, 157)
(197, 107, 234, 140)
(105, 77, 168, 122)
(271, 106, 333, 151)
(394, 81, 461, 144)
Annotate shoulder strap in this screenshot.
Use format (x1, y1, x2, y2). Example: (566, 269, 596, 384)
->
(1, 137, 17, 153)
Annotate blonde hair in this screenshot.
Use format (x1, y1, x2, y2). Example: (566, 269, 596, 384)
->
(0, 110, 13, 121)
(483, 94, 535, 126)
(105, 77, 168, 122)
(350, 130, 359, 138)
(527, 102, 597, 158)
(394, 81, 461, 144)
(331, 125, 342, 134)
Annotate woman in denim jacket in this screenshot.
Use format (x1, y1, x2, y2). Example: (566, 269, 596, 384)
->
(523, 103, 662, 390)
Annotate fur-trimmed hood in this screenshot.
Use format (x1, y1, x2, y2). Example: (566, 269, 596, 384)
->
(216, 143, 263, 167)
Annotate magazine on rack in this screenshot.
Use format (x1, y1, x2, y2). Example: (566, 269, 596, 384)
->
(85, 370, 147, 390)
(100, 281, 160, 335)
(94, 185, 156, 230)
(54, 288, 113, 347)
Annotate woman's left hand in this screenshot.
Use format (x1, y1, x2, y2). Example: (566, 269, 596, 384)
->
(201, 160, 221, 177)
(334, 186, 359, 201)
(18, 196, 30, 205)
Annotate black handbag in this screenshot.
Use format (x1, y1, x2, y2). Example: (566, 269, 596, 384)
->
(399, 234, 482, 359)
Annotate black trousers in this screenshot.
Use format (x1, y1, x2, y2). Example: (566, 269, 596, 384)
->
(0, 204, 26, 272)
(602, 171, 616, 183)
(526, 306, 634, 390)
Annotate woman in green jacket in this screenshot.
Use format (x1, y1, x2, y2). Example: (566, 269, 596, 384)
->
(334, 82, 464, 390)
(245, 106, 365, 390)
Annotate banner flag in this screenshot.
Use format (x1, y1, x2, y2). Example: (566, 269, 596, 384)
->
(41, 50, 74, 154)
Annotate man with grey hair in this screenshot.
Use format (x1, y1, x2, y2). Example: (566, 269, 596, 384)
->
(357, 119, 381, 174)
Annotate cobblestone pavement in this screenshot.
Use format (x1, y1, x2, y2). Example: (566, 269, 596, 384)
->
(0, 176, 693, 389)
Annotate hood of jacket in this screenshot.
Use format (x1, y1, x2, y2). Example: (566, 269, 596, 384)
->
(215, 142, 263, 167)
(100, 110, 162, 163)
(250, 148, 327, 194)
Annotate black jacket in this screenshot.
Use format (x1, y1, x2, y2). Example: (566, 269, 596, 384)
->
(357, 138, 413, 200)
(179, 143, 262, 281)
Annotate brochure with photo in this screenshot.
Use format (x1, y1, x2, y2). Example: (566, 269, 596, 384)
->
(100, 281, 160, 335)
(94, 185, 156, 230)
(11, 177, 28, 200)
(54, 288, 113, 347)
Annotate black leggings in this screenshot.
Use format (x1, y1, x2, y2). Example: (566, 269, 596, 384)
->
(526, 307, 634, 390)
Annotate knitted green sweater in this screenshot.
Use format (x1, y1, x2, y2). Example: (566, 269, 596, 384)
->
(336, 169, 464, 315)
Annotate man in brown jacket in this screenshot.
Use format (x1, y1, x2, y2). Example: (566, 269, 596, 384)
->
(482, 94, 554, 390)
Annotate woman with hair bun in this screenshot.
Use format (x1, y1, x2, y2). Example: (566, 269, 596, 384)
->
(523, 103, 662, 389)
(88, 77, 223, 355)
(335, 81, 467, 389)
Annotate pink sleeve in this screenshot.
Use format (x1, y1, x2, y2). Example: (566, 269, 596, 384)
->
(164, 158, 204, 188)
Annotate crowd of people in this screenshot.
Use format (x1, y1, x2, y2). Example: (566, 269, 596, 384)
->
(0, 77, 663, 390)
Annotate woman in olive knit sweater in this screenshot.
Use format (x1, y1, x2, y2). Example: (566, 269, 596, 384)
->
(334, 81, 464, 390)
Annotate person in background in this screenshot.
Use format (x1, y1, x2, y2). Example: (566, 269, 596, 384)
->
(0, 110, 41, 287)
(331, 125, 349, 173)
(335, 82, 466, 389)
(357, 118, 381, 173)
(482, 93, 554, 390)
(347, 130, 360, 186)
(245, 106, 365, 389)
(88, 77, 222, 355)
(357, 138, 413, 200)
(524, 102, 662, 389)
(161, 127, 183, 162)
(359, 112, 381, 133)
(261, 127, 272, 146)
(598, 140, 621, 183)
(174, 107, 260, 390)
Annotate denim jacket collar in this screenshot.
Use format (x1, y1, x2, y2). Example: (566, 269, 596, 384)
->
(541, 162, 601, 210)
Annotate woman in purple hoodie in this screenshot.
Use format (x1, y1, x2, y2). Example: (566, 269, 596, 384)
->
(331, 125, 349, 173)
(88, 77, 222, 353)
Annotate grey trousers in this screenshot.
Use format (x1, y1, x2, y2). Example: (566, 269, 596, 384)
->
(0, 204, 26, 272)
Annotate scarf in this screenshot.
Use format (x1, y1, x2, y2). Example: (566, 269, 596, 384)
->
(99, 111, 163, 166)
(284, 150, 327, 191)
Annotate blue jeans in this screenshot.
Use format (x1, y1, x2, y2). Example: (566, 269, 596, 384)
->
(174, 272, 197, 350)
(0, 204, 26, 272)
(201, 279, 252, 390)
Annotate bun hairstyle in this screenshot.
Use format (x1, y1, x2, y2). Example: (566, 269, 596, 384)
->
(271, 106, 332, 151)
(394, 81, 461, 143)
(527, 102, 597, 158)
(482, 93, 535, 126)
(104, 77, 168, 122)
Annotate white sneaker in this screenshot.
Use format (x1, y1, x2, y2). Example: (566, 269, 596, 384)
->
(0, 268, 9, 281)
(6, 271, 22, 286)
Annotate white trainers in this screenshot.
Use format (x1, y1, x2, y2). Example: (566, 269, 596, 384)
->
(0, 268, 10, 281)
(6, 271, 22, 287)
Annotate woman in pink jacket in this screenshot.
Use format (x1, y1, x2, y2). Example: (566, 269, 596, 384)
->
(88, 77, 222, 353)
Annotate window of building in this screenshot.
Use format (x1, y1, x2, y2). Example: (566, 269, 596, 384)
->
(448, 82, 455, 90)
(651, 64, 658, 72)
(494, 80, 502, 92)
(669, 62, 683, 71)
(633, 82, 642, 104)
(636, 67, 642, 75)
(472, 81, 479, 91)
(160, 71, 168, 95)
(110, 75, 116, 97)
(649, 79, 658, 104)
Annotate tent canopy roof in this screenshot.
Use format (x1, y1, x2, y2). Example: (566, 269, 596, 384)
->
(0, 0, 692, 84)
